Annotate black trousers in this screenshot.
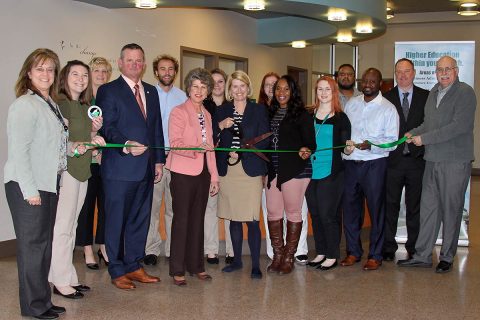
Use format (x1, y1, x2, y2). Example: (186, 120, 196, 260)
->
(305, 171, 344, 259)
(384, 157, 425, 255)
(5, 180, 59, 317)
(76, 163, 106, 246)
(169, 164, 210, 276)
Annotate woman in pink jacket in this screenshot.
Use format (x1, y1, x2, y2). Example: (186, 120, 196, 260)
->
(166, 68, 219, 286)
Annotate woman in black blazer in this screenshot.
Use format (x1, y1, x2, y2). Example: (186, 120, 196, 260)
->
(215, 70, 270, 279)
(265, 75, 316, 275)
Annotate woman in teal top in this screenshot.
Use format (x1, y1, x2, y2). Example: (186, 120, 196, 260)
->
(305, 76, 353, 271)
(48, 60, 105, 299)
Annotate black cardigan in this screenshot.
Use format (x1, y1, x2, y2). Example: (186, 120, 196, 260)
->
(268, 108, 316, 188)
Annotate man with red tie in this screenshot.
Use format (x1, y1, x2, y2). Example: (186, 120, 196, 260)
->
(97, 43, 166, 289)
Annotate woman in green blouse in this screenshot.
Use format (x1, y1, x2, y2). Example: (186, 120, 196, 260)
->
(48, 60, 105, 299)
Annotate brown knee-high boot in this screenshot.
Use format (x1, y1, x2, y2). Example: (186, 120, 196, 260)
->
(267, 220, 284, 273)
(279, 221, 302, 275)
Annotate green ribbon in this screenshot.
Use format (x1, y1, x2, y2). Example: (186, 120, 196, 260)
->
(85, 136, 408, 153)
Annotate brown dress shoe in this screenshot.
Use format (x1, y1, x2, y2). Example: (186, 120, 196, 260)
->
(126, 268, 161, 283)
(363, 259, 382, 271)
(340, 255, 360, 266)
(112, 275, 136, 290)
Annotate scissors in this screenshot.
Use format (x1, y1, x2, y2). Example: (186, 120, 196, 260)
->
(227, 126, 272, 166)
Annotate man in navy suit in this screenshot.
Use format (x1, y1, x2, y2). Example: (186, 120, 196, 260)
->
(97, 43, 166, 290)
(382, 58, 429, 261)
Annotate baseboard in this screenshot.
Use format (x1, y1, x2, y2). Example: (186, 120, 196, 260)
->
(0, 239, 16, 258)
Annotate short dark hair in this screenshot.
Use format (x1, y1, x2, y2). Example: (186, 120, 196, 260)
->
(337, 63, 355, 73)
(395, 58, 415, 70)
(362, 67, 383, 82)
(120, 43, 145, 59)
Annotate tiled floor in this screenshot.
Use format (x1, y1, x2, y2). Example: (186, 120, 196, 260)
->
(1, 176, 478, 320)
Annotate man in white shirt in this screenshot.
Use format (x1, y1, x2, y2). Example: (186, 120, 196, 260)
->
(340, 68, 399, 271)
(144, 54, 187, 265)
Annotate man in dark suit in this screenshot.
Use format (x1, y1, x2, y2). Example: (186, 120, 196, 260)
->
(382, 58, 429, 261)
(97, 43, 166, 290)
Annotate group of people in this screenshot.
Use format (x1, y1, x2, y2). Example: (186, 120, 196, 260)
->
(4, 42, 476, 320)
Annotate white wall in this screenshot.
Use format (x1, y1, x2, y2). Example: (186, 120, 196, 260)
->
(0, 0, 313, 241)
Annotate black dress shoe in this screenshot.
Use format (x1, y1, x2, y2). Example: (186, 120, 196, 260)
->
(435, 261, 453, 274)
(143, 254, 158, 266)
(225, 255, 234, 264)
(397, 258, 432, 268)
(84, 254, 99, 270)
(53, 287, 84, 299)
(97, 249, 110, 266)
(307, 258, 326, 268)
(317, 260, 338, 271)
(206, 256, 219, 264)
(383, 252, 395, 261)
(34, 309, 59, 319)
(50, 305, 66, 315)
(72, 284, 90, 292)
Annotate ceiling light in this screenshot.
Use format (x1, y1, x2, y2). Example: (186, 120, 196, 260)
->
(244, 0, 265, 11)
(337, 32, 352, 43)
(461, 2, 478, 7)
(386, 7, 395, 19)
(135, 0, 156, 9)
(356, 24, 373, 34)
(328, 8, 347, 21)
(292, 41, 306, 49)
(458, 3, 479, 16)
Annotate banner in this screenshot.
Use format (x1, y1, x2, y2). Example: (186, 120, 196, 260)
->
(394, 41, 475, 246)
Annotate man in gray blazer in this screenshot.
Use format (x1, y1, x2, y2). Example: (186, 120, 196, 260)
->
(398, 56, 476, 273)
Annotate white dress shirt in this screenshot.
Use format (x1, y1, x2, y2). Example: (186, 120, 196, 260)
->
(343, 92, 399, 161)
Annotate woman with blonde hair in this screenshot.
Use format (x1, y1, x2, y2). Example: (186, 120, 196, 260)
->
(216, 70, 270, 279)
(305, 76, 352, 270)
(75, 57, 112, 269)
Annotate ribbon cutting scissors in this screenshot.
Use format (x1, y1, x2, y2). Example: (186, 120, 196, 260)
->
(226, 128, 272, 166)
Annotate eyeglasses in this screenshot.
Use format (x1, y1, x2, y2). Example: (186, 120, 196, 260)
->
(435, 67, 457, 74)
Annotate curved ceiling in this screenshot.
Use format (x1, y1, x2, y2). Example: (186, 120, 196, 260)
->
(75, 0, 388, 46)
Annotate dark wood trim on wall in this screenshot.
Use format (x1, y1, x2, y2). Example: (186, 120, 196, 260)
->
(0, 239, 16, 258)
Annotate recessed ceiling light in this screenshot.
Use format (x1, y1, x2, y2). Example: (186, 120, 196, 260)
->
(135, 0, 156, 9)
(244, 0, 265, 11)
(458, 3, 479, 15)
(292, 41, 306, 48)
(386, 7, 394, 19)
(356, 23, 373, 33)
(337, 32, 352, 43)
(328, 8, 347, 21)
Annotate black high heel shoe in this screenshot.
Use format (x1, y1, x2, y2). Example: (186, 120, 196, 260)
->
(83, 254, 99, 270)
(97, 249, 109, 266)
